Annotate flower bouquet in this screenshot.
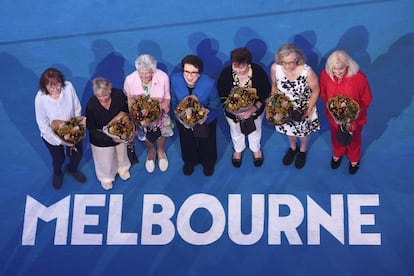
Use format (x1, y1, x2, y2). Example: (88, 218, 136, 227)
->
(102, 111, 135, 141)
(265, 93, 293, 125)
(223, 87, 258, 115)
(175, 95, 209, 128)
(327, 95, 360, 146)
(52, 116, 86, 144)
(327, 94, 360, 124)
(128, 95, 162, 126)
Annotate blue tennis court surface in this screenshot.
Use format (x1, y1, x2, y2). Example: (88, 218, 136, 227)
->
(0, 0, 413, 275)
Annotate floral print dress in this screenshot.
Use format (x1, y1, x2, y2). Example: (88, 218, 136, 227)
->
(274, 64, 320, 137)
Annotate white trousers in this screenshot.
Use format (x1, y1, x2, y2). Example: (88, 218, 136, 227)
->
(91, 143, 131, 183)
(226, 113, 264, 153)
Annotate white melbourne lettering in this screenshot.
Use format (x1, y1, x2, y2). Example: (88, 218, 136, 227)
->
(21, 193, 381, 246)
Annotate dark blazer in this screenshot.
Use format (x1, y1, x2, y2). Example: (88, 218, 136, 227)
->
(217, 63, 271, 120)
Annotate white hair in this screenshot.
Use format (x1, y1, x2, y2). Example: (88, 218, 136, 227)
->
(135, 54, 157, 72)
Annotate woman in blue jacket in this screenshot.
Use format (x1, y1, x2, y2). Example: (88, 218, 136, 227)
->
(170, 55, 220, 176)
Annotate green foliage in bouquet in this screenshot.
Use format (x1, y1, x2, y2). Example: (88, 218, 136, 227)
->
(327, 95, 360, 123)
(52, 116, 86, 144)
(223, 87, 258, 114)
(129, 95, 162, 126)
(175, 95, 208, 128)
(265, 93, 293, 125)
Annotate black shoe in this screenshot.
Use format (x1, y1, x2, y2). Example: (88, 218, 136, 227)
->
(232, 151, 243, 168)
(282, 146, 297, 165)
(65, 166, 87, 183)
(349, 162, 360, 175)
(253, 151, 264, 167)
(52, 174, 63, 190)
(183, 163, 194, 176)
(295, 151, 306, 169)
(331, 156, 342, 169)
(203, 165, 215, 176)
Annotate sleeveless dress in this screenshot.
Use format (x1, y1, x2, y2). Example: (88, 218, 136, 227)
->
(274, 64, 320, 137)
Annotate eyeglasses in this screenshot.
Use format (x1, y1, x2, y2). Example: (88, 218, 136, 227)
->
(47, 82, 62, 90)
(281, 60, 297, 66)
(184, 70, 199, 76)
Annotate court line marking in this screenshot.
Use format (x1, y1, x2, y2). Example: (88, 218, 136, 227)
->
(0, 0, 396, 45)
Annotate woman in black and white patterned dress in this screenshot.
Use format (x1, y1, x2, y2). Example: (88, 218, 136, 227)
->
(270, 43, 320, 169)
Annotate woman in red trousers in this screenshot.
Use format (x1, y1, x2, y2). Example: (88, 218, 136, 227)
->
(320, 50, 372, 174)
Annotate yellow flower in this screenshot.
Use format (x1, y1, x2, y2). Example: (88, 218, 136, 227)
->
(104, 112, 135, 141)
(223, 87, 258, 114)
(52, 116, 86, 144)
(327, 95, 360, 124)
(265, 94, 292, 125)
(129, 95, 162, 126)
(175, 95, 208, 127)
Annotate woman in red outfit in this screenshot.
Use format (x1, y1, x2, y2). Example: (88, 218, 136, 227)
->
(320, 50, 372, 174)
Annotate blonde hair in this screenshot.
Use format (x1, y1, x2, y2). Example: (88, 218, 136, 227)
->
(325, 50, 360, 80)
(92, 77, 112, 96)
(274, 43, 306, 65)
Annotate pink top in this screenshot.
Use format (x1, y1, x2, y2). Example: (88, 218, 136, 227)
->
(123, 69, 171, 112)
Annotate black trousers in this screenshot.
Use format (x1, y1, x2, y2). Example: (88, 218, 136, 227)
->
(42, 138, 83, 175)
(176, 119, 217, 168)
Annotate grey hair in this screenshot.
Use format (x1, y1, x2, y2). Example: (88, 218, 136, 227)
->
(274, 43, 306, 65)
(325, 50, 360, 80)
(135, 54, 157, 72)
(92, 77, 112, 96)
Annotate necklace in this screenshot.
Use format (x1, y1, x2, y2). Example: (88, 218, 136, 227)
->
(232, 65, 253, 88)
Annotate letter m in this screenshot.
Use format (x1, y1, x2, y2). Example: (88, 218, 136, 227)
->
(22, 195, 70, 246)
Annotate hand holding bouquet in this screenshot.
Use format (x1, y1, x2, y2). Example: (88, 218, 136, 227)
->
(52, 116, 86, 145)
(223, 87, 258, 115)
(128, 95, 162, 126)
(175, 95, 209, 128)
(102, 111, 135, 141)
(327, 94, 360, 124)
(265, 93, 292, 125)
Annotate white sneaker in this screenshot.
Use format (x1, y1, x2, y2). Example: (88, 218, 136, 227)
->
(158, 153, 169, 172)
(119, 171, 130, 180)
(101, 181, 113, 190)
(145, 159, 155, 173)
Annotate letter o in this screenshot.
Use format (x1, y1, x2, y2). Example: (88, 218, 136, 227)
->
(176, 193, 225, 245)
